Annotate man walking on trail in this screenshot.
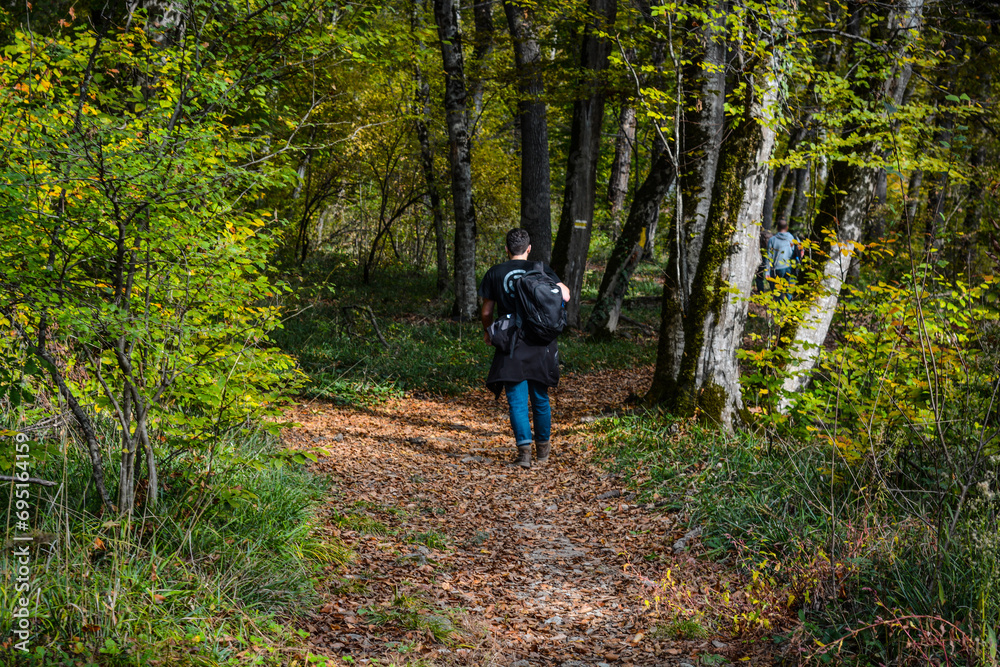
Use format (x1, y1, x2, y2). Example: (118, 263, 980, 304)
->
(767, 219, 800, 302)
(479, 229, 570, 469)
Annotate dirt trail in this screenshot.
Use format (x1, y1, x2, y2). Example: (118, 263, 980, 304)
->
(287, 370, 763, 666)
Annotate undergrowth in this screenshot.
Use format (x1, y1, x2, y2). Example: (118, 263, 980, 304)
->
(273, 253, 660, 399)
(595, 410, 998, 665)
(359, 589, 459, 645)
(0, 425, 342, 666)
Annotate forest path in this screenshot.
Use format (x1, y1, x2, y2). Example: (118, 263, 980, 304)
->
(287, 369, 763, 666)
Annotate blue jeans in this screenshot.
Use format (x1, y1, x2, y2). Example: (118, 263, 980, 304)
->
(503, 380, 550, 446)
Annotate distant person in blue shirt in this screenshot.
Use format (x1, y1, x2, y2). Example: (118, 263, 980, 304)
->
(767, 219, 800, 302)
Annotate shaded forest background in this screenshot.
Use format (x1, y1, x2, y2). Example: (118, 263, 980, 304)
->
(0, 0, 999, 664)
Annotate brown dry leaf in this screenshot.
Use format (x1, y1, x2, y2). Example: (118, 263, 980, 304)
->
(284, 367, 783, 665)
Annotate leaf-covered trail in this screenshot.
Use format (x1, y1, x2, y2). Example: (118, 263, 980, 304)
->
(287, 369, 767, 666)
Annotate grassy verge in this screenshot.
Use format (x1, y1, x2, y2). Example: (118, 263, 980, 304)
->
(593, 414, 998, 665)
(1, 425, 344, 666)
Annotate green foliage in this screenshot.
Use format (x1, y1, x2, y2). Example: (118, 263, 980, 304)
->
(0, 425, 339, 664)
(409, 530, 450, 551)
(332, 511, 393, 536)
(274, 254, 659, 396)
(596, 407, 997, 662)
(358, 589, 459, 645)
(0, 12, 306, 510)
(736, 254, 1000, 661)
(652, 615, 711, 640)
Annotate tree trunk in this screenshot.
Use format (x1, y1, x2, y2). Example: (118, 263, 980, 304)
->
(586, 150, 675, 337)
(868, 167, 888, 241)
(434, 0, 478, 320)
(643, 209, 659, 259)
(470, 0, 495, 121)
(655, 2, 728, 387)
(778, 160, 880, 399)
(38, 348, 112, 509)
(776, 167, 800, 225)
(903, 168, 923, 227)
(647, 51, 783, 430)
(762, 168, 776, 231)
(770, 164, 791, 225)
(503, 0, 552, 262)
(550, 0, 617, 327)
(118, 391, 136, 511)
(139, 420, 158, 507)
(414, 67, 449, 292)
(789, 166, 811, 231)
(779, 0, 924, 405)
(607, 104, 637, 239)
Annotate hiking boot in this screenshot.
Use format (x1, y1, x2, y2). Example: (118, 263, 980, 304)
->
(535, 440, 551, 464)
(509, 445, 532, 469)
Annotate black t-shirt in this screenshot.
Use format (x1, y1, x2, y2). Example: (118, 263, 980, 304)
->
(478, 259, 561, 318)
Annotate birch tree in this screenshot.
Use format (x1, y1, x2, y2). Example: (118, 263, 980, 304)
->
(779, 0, 925, 405)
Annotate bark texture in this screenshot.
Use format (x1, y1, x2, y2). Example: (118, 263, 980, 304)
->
(789, 166, 811, 231)
(607, 104, 637, 238)
(656, 3, 728, 388)
(503, 0, 552, 262)
(647, 58, 782, 430)
(586, 150, 676, 337)
(779, 159, 880, 400)
(779, 0, 925, 405)
(414, 62, 449, 292)
(550, 0, 617, 327)
(762, 168, 776, 231)
(470, 0, 495, 120)
(434, 0, 478, 320)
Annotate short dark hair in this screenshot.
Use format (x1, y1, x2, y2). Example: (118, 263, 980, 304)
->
(506, 229, 530, 255)
(776, 219, 789, 232)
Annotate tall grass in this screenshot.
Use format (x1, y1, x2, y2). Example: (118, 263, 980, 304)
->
(1, 422, 344, 666)
(595, 410, 998, 663)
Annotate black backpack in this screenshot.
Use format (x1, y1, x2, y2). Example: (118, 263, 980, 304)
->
(513, 263, 567, 345)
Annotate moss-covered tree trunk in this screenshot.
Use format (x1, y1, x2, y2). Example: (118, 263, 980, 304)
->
(647, 61, 782, 430)
(778, 160, 879, 400)
(586, 150, 675, 336)
(778, 0, 925, 406)
(652, 1, 728, 394)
